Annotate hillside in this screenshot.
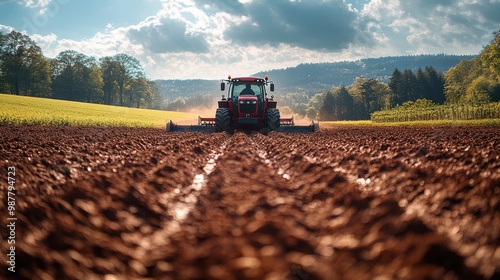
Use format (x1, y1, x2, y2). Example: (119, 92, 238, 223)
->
(254, 54, 476, 95)
(0, 94, 195, 127)
(156, 54, 476, 101)
(156, 79, 220, 101)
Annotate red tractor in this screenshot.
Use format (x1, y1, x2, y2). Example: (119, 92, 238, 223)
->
(167, 75, 318, 133)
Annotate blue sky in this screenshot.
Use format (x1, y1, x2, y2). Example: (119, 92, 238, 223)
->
(1, 0, 499, 79)
(0, 0, 162, 39)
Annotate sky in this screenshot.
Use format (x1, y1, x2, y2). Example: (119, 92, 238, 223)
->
(0, 0, 499, 80)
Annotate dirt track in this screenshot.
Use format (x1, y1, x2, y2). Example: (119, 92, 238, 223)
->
(0, 126, 499, 280)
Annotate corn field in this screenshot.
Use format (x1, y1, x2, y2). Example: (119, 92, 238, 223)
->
(371, 102, 500, 122)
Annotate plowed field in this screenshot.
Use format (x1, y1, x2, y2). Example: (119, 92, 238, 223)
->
(1, 126, 499, 280)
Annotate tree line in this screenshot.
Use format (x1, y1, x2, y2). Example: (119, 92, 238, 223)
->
(301, 66, 444, 121)
(0, 31, 163, 109)
(311, 29, 500, 121)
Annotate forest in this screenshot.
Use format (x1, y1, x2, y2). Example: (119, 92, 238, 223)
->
(0, 31, 164, 109)
(1, 29, 499, 121)
(300, 30, 500, 121)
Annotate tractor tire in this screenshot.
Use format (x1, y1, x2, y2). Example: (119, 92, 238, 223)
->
(266, 108, 281, 131)
(215, 108, 231, 132)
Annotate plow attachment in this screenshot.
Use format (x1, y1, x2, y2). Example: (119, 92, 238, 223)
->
(167, 116, 319, 133)
(277, 116, 319, 133)
(166, 117, 216, 133)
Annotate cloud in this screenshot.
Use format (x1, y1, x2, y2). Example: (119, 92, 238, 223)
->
(127, 17, 210, 54)
(362, 0, 500, 55)
(223, 0, 372, 51)
(17, 0, 51, 8)
(32, 26, 136, 59)
(470, 1, 500, 24)
(30, 32, 57, 48)
(0, 24, 15, 33)
(192, 0, 245, 15)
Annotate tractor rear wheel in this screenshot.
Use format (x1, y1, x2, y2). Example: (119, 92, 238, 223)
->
(215, 108, 231, 132)
(266, 108, 280, 131)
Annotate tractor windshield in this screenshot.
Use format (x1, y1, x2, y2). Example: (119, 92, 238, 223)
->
(232, 83, 263, 99)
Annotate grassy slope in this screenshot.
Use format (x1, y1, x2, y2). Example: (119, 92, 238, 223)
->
(0, 94, 196, 128)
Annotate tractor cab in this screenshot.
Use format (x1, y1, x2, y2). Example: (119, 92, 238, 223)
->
(228, 80, 266, 119)
(219, 76, 275, 129)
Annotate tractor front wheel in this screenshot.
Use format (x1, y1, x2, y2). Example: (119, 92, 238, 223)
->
(266, 108, 280, 131)
(215, 108, 231, 132)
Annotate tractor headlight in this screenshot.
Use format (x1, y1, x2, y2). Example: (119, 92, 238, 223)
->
(240, 100, 257, 105)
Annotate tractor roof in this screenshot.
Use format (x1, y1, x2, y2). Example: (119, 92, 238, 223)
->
(230, 76, 267, 83)
(231, 77, 264, 83)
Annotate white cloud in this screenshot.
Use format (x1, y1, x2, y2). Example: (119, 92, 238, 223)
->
(33, 25, 135, 60)
(6, 0, 499, 79)
(362, 0, 402, 21)
(19, 0, 51, 8)
(127, 17, 210, 54)
(30, 32, 57, 49)
(0, 24, 15, 33)
(358, 0, 499, 57)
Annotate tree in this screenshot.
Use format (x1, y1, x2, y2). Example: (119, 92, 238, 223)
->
(423, 66, 445, 104)
(84, 63, 104, 103)
(0, 31, 51, 96)
(389, 66, 445, 107)
(439, 30, 500, 105)
(415, 67, 426, 100)
(127, 76, 157, 108)
(389, 68, 404, 106)
(100, 57, 120, 105)
(25, 47, 51, 97)
(318, 91, 335, 121)
(374, 81, 392, 111)
(464, 76, 493, 104)
(348, 77, 392, 119)
(351, 77, 376, 119)
(478, 29, 500, 102)
(147, 80, 164, 109)
(52, 50, 103, 102)
(444, 58, 482, 104)
(0, 32, 5, 93)
(305, 107, 317, 120)
(111, 54, 145, 106)
(307, 92, 325, 112)
(280, 92, 310, 115)
(481, 30, 500, 82)
(333, 86, 353, 120)
(402, 69, 417, 101)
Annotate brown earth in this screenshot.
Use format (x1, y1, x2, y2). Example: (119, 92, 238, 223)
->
(0, 125, 499, 280)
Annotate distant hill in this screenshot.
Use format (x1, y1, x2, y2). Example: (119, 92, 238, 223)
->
(156, 54, 476, 101)
(156, 79, 220, 101)
(254, 54, 476, 96)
